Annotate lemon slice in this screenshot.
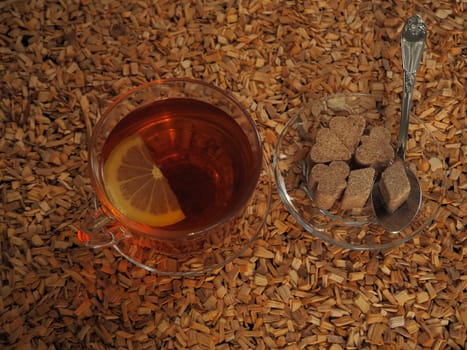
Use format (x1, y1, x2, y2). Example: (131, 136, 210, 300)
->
(103, 135, 185, 227)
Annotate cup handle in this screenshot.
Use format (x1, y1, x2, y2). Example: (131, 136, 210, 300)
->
(78, 208, 131, 248)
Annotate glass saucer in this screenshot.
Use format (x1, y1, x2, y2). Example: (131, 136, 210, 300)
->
(274, 93, 447, 250)
(113, 158, 272, 275)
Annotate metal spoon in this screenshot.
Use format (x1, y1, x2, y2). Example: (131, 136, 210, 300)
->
(371, 14, 426, 233)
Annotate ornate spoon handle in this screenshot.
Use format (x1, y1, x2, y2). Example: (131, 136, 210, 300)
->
(398, 15, 427, 159)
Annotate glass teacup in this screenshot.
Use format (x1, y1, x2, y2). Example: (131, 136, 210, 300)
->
(79, 78, 270, 275)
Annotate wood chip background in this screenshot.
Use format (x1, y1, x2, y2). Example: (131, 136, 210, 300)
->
(0, 1, 465, 349)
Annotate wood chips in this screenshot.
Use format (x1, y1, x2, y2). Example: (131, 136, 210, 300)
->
(0, 1, 465, 349)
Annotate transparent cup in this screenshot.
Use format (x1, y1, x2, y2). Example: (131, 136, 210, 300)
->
(78, 78, 271, 275)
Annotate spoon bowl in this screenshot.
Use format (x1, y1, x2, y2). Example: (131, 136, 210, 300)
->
(371, 168, 422, 233)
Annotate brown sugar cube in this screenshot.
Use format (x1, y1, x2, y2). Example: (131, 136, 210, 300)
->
(355, 126, 395, 167)
(309, 161, 350, 189)
(308, 161, 350, 210)
(329, 115, 366, 153)
(341, 167, 376, 210)
(310, 128, 352, 163)
(378, 160, 411, 213)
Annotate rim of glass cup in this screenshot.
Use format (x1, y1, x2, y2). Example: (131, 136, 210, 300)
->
(88, 78, 263, 240)
(273, 93, 447, 250)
